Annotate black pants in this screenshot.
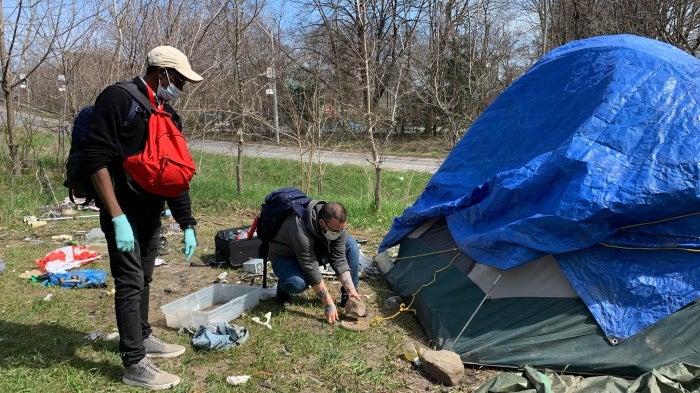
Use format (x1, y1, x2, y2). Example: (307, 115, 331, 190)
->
(101, 209, 161, 367)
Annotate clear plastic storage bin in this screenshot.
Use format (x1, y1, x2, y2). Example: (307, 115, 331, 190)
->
(160, 284, 261, 329)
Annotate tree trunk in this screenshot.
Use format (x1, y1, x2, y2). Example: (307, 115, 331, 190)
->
(5, 90, 19, 176)
(236, 128, 243, 196)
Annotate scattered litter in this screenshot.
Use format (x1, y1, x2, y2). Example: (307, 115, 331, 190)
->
(42, 269, 107, 289)
(157, 236, 170, 255)
(19, 269, 43, 279)
(51, 234, 73, 242)
(35, 245, 100, 273)
(164, 288, 172, 293)
(0, 259, 5, 273)
(155, 258, 165, 266)
(226, 375, 250, 386)
(281, 344, 292, 356)
(105, 332, 119, 340)
(214, 272, 228, 283)
(85, 332, 103, 340)
(76, 200, 99, 211)
(252, 311, 272, 330)
(189, 322, 249, 351)
(24, 214, 99, 226)
(69, 197, 100, 212)
(43, 293, 53, 301)
(24, 216, 47, 228)
(85, 228, 105, 241)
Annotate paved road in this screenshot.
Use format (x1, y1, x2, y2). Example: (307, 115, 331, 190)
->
(190, 140, 444, 173)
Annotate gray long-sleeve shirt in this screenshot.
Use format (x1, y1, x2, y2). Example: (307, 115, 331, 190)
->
(268, 200, 349, 286)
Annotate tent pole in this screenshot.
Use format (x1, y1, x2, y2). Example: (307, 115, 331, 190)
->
(447, 273, 502, 351)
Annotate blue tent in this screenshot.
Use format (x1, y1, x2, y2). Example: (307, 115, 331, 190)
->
(379, 35, 700, 374)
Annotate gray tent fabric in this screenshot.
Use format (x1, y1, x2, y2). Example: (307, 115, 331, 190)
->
(474, 363, 700, 393)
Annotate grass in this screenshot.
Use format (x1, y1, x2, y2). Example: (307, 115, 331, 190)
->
(0, 136, 504, 392)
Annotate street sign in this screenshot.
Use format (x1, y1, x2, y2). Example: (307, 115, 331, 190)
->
(58, 74, 66, 92)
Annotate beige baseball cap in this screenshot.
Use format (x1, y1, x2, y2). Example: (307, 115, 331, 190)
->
(147, 46, 203, 83)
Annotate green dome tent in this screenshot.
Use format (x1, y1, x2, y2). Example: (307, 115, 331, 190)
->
(379, 34, 700, 377)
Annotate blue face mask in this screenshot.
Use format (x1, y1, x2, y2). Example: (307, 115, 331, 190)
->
(156, 70, 182, 102)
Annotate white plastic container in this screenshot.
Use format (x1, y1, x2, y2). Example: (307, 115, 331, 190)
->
(160, 284, 261, 329)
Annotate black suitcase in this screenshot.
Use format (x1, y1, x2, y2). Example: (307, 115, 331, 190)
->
(214, 227, 262, 267)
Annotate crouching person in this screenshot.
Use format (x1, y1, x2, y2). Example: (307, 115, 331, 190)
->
(269, 201, 362, 324)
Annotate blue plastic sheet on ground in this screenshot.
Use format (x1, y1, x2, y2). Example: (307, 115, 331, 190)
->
(42, 269, 107, 288)
(191, 322, 249, 351)
(379, 34, 700, 340)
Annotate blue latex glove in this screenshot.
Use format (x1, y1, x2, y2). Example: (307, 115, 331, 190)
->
(182, 228, 197, 262)
(112, 214, 134, 252)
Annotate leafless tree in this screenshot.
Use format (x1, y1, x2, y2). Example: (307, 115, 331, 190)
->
(525, 0, 700, 56)
(0, 0, 94, 176)
(298, 0, 426, 211)
(412, 0, 525, 148)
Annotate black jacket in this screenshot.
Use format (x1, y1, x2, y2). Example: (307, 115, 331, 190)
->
(81, 77, 196, 228)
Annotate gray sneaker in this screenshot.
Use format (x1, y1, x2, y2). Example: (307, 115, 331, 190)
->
(123, 357, 180, 390)
(143, 334, 186, 358)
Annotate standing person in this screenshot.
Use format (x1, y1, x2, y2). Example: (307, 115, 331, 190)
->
(81, 46, 202, 390)
(269, 201, 363, 324)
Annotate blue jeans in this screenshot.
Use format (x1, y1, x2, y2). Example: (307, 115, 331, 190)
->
(272, 235, 360, 296)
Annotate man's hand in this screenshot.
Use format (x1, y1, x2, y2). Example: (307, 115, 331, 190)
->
(112, 214, 134, 252)
(347, 289, 362, 302)
(313, 281, 339, 324)
(324, 303, 339, 324)
(182, 228, 197, 262)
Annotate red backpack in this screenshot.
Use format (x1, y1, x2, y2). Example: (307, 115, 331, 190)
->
(122, 84, 196, 198)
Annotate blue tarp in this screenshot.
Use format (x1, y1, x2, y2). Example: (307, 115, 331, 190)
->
(379, 34, 700, 341)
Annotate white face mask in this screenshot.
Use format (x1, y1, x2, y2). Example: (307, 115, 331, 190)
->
(156, 70, 182, 102)
(321, 219, 345, 241)
(323, 230, 342, 241)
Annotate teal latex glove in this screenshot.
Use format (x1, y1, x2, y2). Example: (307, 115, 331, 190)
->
(182, 228, 197, 262)
(111, 214, 134, 252)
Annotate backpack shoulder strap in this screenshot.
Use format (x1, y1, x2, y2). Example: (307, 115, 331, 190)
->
(113, 81, 154, 113)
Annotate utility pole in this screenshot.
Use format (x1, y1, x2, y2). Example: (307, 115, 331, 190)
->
(241, 10, 279, 144)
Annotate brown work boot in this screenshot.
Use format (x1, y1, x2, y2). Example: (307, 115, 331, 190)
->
(123, 357, 180, 390)
(143, 334, 186, 358)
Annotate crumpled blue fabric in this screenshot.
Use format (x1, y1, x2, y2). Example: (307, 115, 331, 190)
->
(42, 269, 107, 289)
(191, 322, 249, 350)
